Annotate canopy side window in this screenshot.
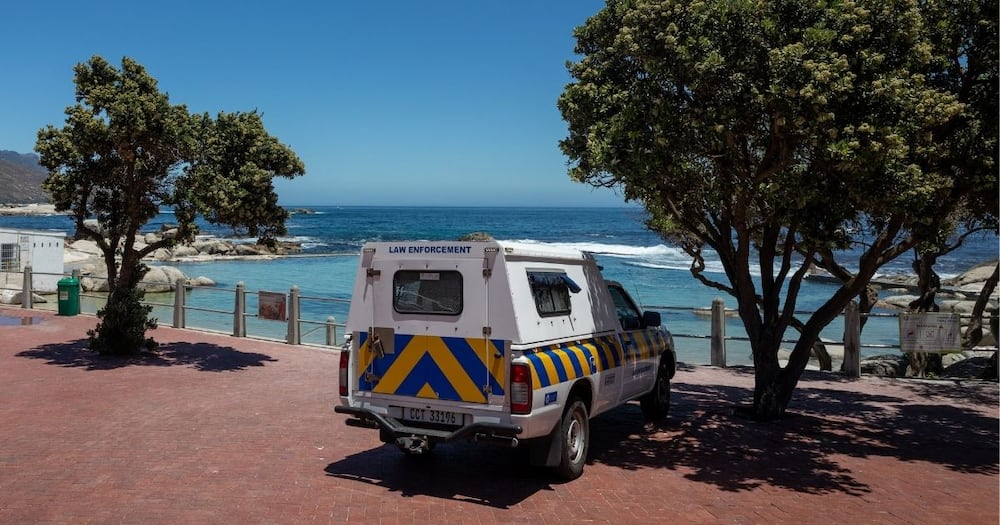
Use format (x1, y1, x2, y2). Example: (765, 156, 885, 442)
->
(527, 270, 575, 317)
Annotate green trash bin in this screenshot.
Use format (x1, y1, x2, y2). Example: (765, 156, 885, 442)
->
(57, 277, 80, 316)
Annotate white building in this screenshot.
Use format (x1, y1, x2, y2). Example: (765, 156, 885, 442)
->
(0, 228, 66, 292)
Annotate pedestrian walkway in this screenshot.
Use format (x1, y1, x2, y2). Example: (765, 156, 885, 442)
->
(1, 306, 997, 524)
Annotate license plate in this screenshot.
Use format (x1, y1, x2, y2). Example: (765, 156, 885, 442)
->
(398, 406, 462, 426)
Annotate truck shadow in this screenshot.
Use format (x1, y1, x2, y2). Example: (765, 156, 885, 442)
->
(324, 442, 549, 509)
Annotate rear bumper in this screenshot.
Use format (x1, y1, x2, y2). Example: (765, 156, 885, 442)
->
(334, 405, 523, 447)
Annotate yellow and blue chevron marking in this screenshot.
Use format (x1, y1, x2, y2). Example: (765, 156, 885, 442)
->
(524, 329, 667, 389)
(624, 328, 669, 363)
(355, 332, 506, 404)
(524, 335, 621, 388)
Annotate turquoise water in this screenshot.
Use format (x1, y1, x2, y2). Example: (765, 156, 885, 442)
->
(162, 252, 896, 366)
(9, 206, 997, 365)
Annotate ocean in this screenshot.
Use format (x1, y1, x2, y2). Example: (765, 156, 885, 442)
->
(4, 206, 997, 365)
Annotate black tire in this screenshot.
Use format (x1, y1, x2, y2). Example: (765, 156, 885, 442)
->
(555, 398, 589, 480)
(640, 359, 671, 422)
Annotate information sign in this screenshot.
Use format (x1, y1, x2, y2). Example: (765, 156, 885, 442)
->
(259, 291, 287, 321)
(898, 312, 961, 353)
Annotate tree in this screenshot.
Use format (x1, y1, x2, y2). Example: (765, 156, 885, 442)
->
(558, 0, 995, 419)
(36, 56, 305, 356)
(901, 0, 999, 375)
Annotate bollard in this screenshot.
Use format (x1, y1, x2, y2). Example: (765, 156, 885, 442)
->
(842, 301, 861, 377)
(710, 298, 726, 367)
(286, 285, 300, 345)
(173, 278, 186, 329)
(233, 282, 246, 337)
(72, 269, 82, 314)
(21, 265, 32, 309)
(326, 316, 337, 347)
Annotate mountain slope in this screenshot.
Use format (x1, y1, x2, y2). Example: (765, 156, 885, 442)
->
(0, 151, 49, 203)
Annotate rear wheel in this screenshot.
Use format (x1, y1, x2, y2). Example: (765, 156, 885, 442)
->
(555, 398, 589, 480)
(640, 359, 671, 422)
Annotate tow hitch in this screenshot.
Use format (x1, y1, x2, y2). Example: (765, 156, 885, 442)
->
(396, 436, 433, 455)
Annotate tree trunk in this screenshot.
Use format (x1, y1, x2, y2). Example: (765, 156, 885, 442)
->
(962, 263, 999, 349)
(87, 254, 156, 356)
(906, 254, 943, 377)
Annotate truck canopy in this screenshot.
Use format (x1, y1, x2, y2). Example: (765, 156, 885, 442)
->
(345, 240, 622, 347)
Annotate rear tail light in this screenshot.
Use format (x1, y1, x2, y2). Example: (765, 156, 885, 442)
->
(510, 363, 532, 414)
(338, 349, 350, 397)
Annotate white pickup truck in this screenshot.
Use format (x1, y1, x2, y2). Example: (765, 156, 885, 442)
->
(334, 240, 676, 479)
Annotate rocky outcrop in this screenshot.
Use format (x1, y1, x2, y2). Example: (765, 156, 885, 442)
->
(860, 351, 996, 379)
(0, 289, 47, 305)
(65, 231, 302, 266)
(77, 264, 215, 293)
(60, 226, 302, 293)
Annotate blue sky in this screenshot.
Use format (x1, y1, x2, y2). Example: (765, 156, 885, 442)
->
(0, 1, 628, 207)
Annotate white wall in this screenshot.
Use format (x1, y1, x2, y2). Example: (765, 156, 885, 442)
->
(0, 229, 66, 292)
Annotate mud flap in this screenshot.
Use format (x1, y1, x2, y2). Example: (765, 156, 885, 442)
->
(527, 421, 562, 467)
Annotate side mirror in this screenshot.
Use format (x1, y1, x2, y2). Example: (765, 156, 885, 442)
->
(642, 310, 661, 327)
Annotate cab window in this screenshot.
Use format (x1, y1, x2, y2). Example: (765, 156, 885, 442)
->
(527, 271, 573, 316)
(393, 270, 463, 315)
(608, 284, 642, 330)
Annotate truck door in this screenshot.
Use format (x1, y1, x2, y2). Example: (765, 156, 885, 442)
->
(608, 284, 657, 400)
(355, 256, 507, 406)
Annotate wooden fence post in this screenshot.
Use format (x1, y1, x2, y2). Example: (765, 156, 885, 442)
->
(326, 316, 338, 347)
(173, 278, 186, 328)
(21, 265, 32, 309)
(843, 300, 861, 377)
(233, 282, 246, 337)
(286, 286, 300, 345)
(710, 297, 726, 367)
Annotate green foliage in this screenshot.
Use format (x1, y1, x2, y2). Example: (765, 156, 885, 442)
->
(36, 55, 305, 355)
(182, 111, 305, 242)
(87, 285, 158, 356)
(560, 0, 997, 419)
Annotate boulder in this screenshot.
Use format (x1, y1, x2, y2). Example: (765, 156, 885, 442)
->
(193, 240, 232, 255)
(234, 244, 267, 256)
(880, 295, 917, 309)
(860, 354, 906, 377)
(941, 352, 997, 378)
(81, 265, 110, 292)
(171, 245, 199, 258)
(188, 276, 216, 287)
(943, 261, 999, 288)
(68, 239, 103, 257)
(141, 266, 188, 293)
(0, 290, 47, 305)
(83, 219, 109, 237)
(939, 300, 978, 315)
(151, 248, 172, 261)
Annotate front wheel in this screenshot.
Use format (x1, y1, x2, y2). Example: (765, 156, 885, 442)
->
(640, 359, 671, 422)
(555, 398, 589, 480)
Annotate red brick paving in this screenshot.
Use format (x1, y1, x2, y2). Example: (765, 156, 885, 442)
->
(1, 306, 997, 524)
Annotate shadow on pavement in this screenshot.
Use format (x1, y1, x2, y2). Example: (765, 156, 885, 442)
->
(16, 339, 277, 372)
(325, 363, 996, 506)
(586, 377, 998, 496)
(325, 441, 551, 509)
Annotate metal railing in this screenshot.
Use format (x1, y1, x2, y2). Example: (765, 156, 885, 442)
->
(11, 265, 350, 349)
(9, 265, 998, 370)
